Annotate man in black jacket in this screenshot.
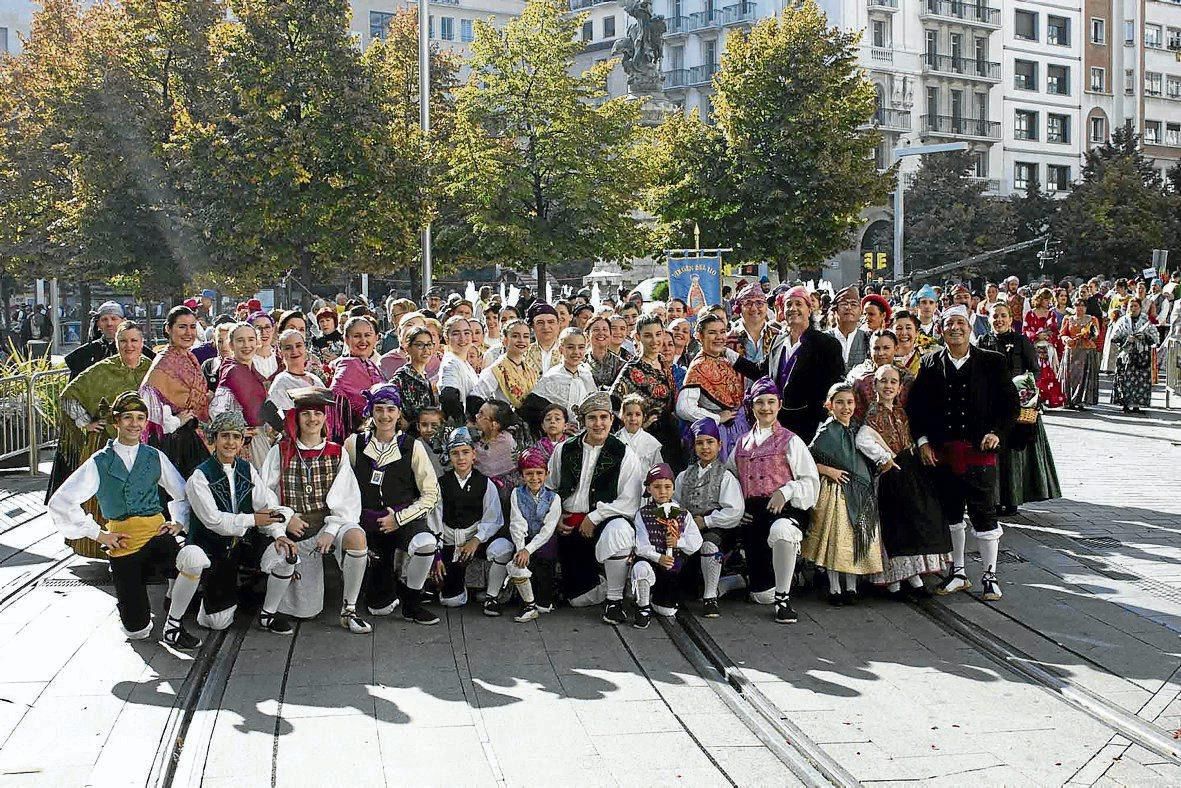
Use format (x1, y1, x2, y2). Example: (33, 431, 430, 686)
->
(64, 301, 155, 379)
(728, 285, 844, 443)
(908, 305, 1018, 601)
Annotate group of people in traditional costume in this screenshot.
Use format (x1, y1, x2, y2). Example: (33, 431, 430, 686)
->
(59, 267, 1181, 648)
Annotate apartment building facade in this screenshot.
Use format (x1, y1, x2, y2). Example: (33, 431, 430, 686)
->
(1082, 0, 1181, 179)
(355, 0, 524, 68)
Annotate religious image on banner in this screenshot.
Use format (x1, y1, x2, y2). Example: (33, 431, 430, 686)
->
(668, 254, 721, 320)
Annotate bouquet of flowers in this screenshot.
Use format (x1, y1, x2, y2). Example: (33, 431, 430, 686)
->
(1013, 372, 1039, 423)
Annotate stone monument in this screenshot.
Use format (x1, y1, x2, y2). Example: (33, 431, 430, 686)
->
(611, 0, 677, 125)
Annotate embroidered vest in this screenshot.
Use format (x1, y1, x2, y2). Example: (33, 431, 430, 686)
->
(279, 446, 340, 537)
(354, 433, 420, 514)
(556, 433, 626, 508)
(439, 471, 490, 530)
(734, 424, 796, 499)
(515, 485, 557, 538)
(92, 442, 163, 522)
(638, 504, 681, 552)
(680, 461, 725, 517)
(189, 456, 254, 559)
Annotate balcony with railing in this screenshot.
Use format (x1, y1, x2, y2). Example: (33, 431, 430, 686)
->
(688, 9, 722, 30)
(569, 0, 613, 9)
(922, 52, 1001, 82)
(867, 0, 899, 11)
(664, 69, 690, 89)
(689, 62, 718, 85)
(665, 15, 690, 36)
(874, 107, 911, 131)
(918, 0, 1001, 27)
(721, 2, 758, 25)
(921, 114, 1001, 140)
(869, 46, 894, 64)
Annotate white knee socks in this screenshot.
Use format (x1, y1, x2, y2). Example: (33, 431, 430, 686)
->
(514, 577, 535, 604)
(772, 540, 798, 596)
(604, 554, 630, 601)
(701, 542, 722, 600)
(168, 573, 200, 622)
(341, 549, 368, 607)
(978, 537, 1000, 575)
(263, 568, 294, 614)
(486, 561, 509, 598)
(635, 577, 651, 608)
(907, 574, 925, 589)
(842, 572, 858, 593)
(404, 550, 434, 592)
(950, 522, 967, 572)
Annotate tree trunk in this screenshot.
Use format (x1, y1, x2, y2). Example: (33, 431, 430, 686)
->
(536, 262, 547, 300)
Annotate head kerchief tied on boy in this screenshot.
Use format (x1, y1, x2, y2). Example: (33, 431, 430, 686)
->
(941, 304, 971, 325)
(911, 284, 938, 306)
(950, 284, 971, 298)
(526, 302, 558, 324)
(446, 427, 475, 453)
(289, 386, 335, 411)
(644, 463, 675, 485)
(689, 417, 721, 441)
(834, 286, 860, 305)
(517, 449, 548, 472)
(744, 377, 780, 418)
(206, 409, 247, 436)
(362, 382, 402, 417)
(861, 293, 892, 322)
(96, 301, 124, 318)
(111, 390, 149, 416)
(579, 391, 613, 417)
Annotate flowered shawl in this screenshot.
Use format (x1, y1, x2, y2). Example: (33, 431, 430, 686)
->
(684, 352, 745, 410)
(144, 345, 211, 423)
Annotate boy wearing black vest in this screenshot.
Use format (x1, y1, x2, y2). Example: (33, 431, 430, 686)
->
(47, 391, 201, 650)
(183, 410, 298, 634)
(546, 391, 644, 625)
(427, 427, 504, 607)
(344, 383, 440, 625)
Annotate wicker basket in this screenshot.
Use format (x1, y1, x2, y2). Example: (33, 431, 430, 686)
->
(1017, 406, 1039, 425)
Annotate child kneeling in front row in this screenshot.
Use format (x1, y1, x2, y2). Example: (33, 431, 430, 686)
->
(630, 463, 702, 629)
(484, 449, 561, 622)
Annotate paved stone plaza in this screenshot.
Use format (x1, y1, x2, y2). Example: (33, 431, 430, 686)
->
(0, 383, 1180, 787)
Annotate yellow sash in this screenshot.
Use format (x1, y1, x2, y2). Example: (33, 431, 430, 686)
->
(104, 513, 166, 558)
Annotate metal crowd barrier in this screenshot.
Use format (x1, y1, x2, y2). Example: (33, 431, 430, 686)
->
(1166, 338, 1181, 409)
(0, 369, 69, 474)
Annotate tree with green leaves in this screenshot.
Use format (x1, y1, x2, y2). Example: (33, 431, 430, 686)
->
(175, 0, 429, 299)
(0, 0, 220, 304)
(901, 149, 1011, 275)
(445, 0, 656, 289)
(1052, 125, 1177, 276)
(651, 0, 888, 279)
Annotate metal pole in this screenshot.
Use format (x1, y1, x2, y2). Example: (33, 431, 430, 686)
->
(892, 181, 904, 281)
(419, 0, 432, 295)
(49, 278, 60, 356)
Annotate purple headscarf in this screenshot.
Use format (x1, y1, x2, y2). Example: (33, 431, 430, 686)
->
(362, 381, 402, 417)
(743, 376, 780, 421)
(689, 418, 721, 441)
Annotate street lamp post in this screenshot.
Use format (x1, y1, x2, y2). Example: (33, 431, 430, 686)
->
(892, 142, 970, 281)
(419, 0, 432, 297)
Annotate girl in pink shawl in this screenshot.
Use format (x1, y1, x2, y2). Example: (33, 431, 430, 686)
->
(329, 316, 387, 436)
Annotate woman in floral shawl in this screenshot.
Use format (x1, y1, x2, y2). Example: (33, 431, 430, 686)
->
(676, 314, 748, 460)
(611, 314, 682, 470)
(141, 306, 211, 477)
(1111, 296, 1157, 413)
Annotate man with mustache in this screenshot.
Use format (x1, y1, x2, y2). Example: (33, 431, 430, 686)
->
(907, 306, 1018, 602)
